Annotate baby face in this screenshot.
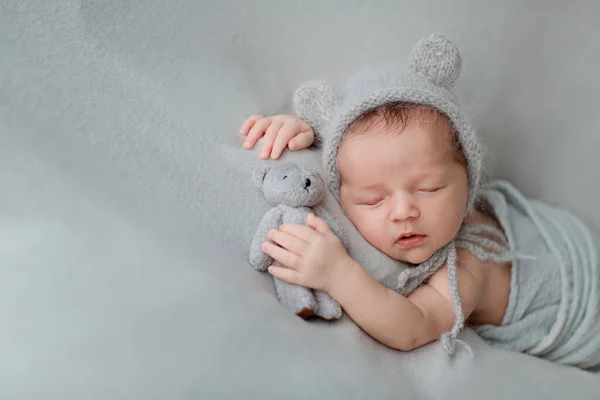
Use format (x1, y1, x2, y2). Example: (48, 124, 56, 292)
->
(338, 121, 469, 264)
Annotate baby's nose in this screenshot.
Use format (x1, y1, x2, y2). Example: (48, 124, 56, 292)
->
(304, 178, 311, 188)
(390, 193, 419, 221)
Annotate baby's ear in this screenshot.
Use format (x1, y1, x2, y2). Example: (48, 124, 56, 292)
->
(410, 34, 462, 90)
(293, 80, 340, 147)
(253, 165, 270, 188)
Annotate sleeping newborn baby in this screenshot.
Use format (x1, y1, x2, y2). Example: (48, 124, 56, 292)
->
(240, 34, 600, 370)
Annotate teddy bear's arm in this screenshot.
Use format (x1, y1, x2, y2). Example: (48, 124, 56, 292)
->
(249, 206, 284, 271)
(312, 205, 348, 249)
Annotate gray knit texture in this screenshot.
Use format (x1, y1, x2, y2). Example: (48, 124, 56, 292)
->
(293, 34, 509, 357)
(475, 180, 600, 370)
(395, 224, 520, 356)
(293, 33, 482, 211)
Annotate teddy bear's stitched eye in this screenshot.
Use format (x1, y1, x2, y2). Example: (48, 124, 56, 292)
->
(283, 175, 288, 179)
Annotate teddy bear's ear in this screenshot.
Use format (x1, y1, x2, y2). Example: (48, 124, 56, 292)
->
(253, 165, 270, 188)
(293, 80, 340, 145)
(409, 34, 462, 90)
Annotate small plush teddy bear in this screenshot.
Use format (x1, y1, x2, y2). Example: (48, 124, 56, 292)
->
(249, 163, 348, 320)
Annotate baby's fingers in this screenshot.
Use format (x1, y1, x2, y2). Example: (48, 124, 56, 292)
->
(259, 120, 282, 159)
(244, 118, 271, 149)
(240, 115, 263, 136)
(268, 266, 302, 286)
(270, 121, 298, 159)
(307, 213, 331, 235)
(262, 242, 300, 268)
(289, 130, 314, 151)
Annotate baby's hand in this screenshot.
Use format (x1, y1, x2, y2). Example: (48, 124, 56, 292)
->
(240, 115, 315, 159)
(262, 213, 352, 293)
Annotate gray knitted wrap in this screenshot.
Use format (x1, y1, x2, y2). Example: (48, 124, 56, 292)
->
(293, 34, 514, 357)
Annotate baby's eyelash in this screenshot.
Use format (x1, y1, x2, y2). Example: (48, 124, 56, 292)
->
(361, 197, 384, 206)
(418, 186, 444, 193)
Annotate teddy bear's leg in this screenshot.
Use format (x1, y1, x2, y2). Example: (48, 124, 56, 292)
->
(314, 290, 343, 321)
(273, 276, 317, 319)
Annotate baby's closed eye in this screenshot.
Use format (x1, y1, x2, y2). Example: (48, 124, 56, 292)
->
(417, 185, 445, 193)
(360, 197, 385, 206)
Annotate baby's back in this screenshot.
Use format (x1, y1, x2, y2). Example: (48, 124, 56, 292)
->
(472, 179, 600, 369)
(463, 209, 512, 327)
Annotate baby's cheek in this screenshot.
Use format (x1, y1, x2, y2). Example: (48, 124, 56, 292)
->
(361, 217, 389, 247)
(424, 203, 462, 238)
(362, 223, 380, 241)
(352, 214, 370, 233)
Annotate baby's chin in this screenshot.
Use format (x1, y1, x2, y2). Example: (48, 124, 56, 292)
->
(388, 247, 436, 265)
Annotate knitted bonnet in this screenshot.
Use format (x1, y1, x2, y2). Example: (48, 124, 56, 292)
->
(294, 34, 482, 210)
(293, 34, 514, 356)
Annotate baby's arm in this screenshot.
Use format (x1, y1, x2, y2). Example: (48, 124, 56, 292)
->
(329, 248, 485, 351)
(240, 115, 315, 160)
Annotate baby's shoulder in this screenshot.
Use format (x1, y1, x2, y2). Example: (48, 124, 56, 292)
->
(458, 208, 512, 279)
(465, 206, 503, 230)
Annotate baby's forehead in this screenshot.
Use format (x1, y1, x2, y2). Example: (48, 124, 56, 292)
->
(337, 128, 461, 187)
(340, 126, 456, 159)
(340, 122, 463, 175)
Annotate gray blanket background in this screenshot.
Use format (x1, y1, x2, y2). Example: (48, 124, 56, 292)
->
(2, 0, 600, 398)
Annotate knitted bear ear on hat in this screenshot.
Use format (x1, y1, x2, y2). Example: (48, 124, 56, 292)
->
(409, 34, 462, 90)
(293, 80, 340, 147)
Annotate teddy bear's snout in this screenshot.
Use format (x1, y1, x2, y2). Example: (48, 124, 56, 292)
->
(304, 178, 311, 188)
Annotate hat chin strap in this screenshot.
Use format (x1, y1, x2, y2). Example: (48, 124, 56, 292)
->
(396, 223, 519, 358)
